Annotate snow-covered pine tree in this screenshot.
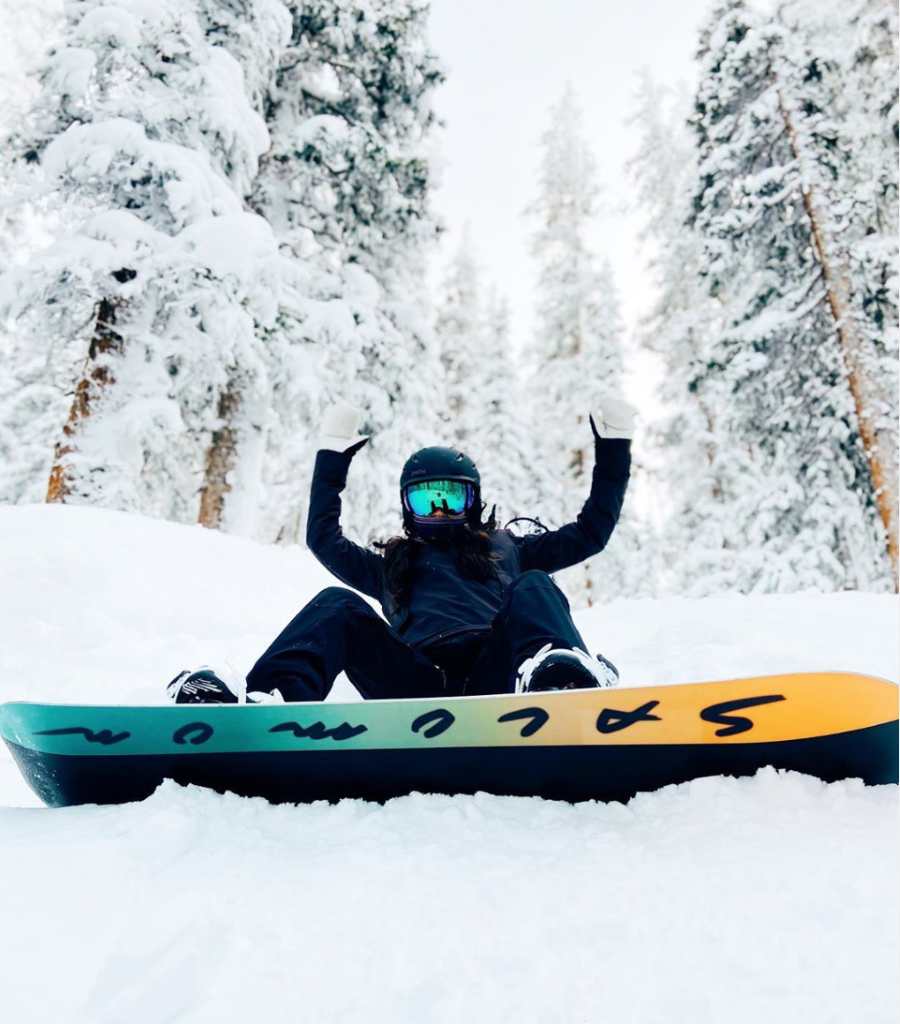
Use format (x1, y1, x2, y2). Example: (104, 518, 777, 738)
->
(465, 287, 533, 527)
(252, 0, 444, 545)
(690, 0, 897, 591)
(629, 72, 761, 595)
(833, 0, 899, 581)
(0, 0, 294, 530)
(0, 1, 69, 504)
(525, 84, 638, 606)
(191, 0, 297, 536)
(435, 229, 484, 443)
(776, 0, 899, 589)
(433, 237, 534, 524)
(0, 0, 63, 274)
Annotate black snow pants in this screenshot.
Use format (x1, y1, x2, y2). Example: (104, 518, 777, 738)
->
(245, 570, 587, 701)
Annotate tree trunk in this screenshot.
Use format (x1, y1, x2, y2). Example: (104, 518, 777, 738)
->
(198, 375, 241, 530)
(46, 298, 123, 503)
(779, 92, 899, 591)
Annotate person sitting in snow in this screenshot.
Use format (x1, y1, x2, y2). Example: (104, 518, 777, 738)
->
(168, 398, 633, 704)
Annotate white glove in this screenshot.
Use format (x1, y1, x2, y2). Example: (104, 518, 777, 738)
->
(319, 402, 369, 454)
(590, 395, 636, 441)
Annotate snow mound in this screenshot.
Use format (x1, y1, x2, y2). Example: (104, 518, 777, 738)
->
(1, 774, 896, 1023)
(0, 504, 896, 1022)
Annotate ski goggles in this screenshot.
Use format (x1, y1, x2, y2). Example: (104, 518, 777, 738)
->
(404, 479, 474, 517)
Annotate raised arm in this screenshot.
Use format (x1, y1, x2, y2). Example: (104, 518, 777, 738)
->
(305, 404, 383, 600)
(514, 397, 634, 575)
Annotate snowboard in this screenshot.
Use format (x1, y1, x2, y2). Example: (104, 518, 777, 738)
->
(1, 671, 896, 808)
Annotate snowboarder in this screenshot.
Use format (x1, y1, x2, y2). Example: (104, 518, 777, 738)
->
(168, 398, 633, 704)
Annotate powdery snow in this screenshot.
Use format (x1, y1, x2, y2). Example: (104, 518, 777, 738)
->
(0, 504, 897, 1022)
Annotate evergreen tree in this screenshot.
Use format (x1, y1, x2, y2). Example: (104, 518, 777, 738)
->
(252, 0, 445, 545)
(0, 0, 294, 529)
(836, 0, 899, 578)
(689, 0, 897, 591)
(465, 288, 533, 526)
(435, 229, 484, 443)
(0, 0, 62, 273)
(778, 0, 899, 588)
(629, 72, 760, 595)
(525, 84, 637, 606)
(434, 239, 533, 525)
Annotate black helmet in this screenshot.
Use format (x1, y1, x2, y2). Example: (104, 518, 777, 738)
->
(400, 446, 480, 490)
(400, 446, 481, 533)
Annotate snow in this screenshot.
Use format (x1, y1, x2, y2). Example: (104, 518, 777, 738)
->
(3, 773, 897, 1023)
(42, 119, 246, 225)
(0, 503, 897, 1021)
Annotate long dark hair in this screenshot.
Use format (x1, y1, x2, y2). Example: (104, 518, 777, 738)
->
(375, 504, 498, 609)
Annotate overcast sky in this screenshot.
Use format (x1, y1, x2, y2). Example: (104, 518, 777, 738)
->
(427, 0, 716, 408)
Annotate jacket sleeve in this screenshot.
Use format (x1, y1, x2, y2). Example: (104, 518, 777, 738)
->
(305, 448, 384, 600)
(513, 438, 631, 575)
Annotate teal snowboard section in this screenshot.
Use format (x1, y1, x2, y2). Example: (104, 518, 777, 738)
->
(1, 672, 897, 807)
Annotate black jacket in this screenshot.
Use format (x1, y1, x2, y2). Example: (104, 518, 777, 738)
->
(306, 438, 631, 650)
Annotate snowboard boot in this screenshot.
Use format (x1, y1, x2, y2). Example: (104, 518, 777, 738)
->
(166, 667, 240, 704)
(515, 644, 619, 694)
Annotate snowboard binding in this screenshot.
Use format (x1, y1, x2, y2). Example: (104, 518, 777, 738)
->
(166, 667, 284, 705)
(166, 668, 239, 704)
(516, 645, 619, 693)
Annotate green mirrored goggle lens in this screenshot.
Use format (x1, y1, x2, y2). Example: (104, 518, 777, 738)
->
(405, 479, 470, 517)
